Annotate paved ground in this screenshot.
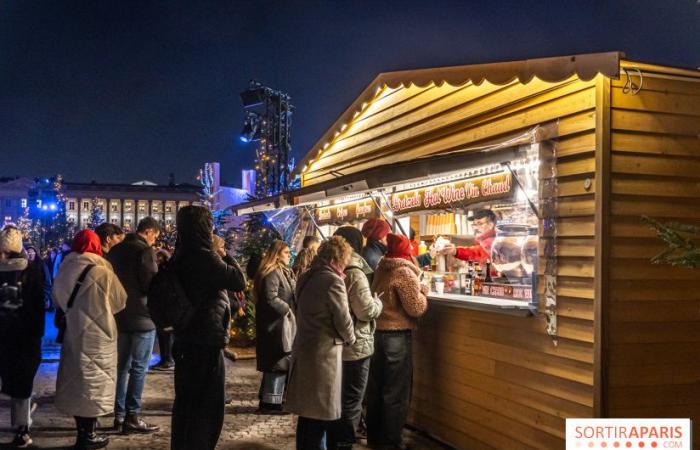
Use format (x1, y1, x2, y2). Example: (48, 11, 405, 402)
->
(0, 352, 449, 449)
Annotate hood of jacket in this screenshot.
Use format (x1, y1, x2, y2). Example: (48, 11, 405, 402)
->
(0, 249, 28, 273)
(345, 251, 372, 276)
(175, 206, 213, 253)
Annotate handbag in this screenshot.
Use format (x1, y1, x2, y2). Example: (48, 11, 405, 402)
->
(281, 311, 296, 353)
(55, 264, 94, 344)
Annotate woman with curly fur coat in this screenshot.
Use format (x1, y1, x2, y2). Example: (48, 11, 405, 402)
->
(366, 233, 428, 450)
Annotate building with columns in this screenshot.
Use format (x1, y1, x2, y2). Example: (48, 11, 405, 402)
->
(62, 181, 201, 230)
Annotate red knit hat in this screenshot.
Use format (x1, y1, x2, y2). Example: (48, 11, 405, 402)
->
(361, 219, 391, 240)
(385, 233, 413, 262)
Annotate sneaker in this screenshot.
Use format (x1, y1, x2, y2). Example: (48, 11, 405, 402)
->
(11, 429, 32, 448)
(149, 361, 174, 371)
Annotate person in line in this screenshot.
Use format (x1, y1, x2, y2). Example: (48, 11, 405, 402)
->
(0, 227, 46, 448)
(291, 235, 321, 279)
(106, 217, 161, 434)
(150, 248, 175, 371)
(52, 241, 72, 279)
(367, 233, 429, 450)
(286, 236, 356, 450)
(95, 223, 125, 255)
(332, 227, 383, 450)
(441, 209, 497, 265)
(26, 245, 52, 310)
(254, 239, 296, 413)
(53, 230, 127, 450)
(170, 206, 246, 450)
(360, 219, 391, 271)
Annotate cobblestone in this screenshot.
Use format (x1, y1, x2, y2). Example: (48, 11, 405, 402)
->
(1, 358, 449, 449)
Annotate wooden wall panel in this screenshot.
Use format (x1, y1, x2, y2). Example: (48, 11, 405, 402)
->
(606, 64, 700, 446)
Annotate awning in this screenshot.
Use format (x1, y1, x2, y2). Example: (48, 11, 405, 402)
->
(234, 142, 527, 215)
(295, 51, 623, 177)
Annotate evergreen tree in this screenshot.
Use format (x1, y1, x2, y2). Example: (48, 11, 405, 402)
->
(643, 216, 700, 269)
(87, 197, 105, 229)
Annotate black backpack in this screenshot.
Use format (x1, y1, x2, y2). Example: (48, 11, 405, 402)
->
(147, 262, 193, 331)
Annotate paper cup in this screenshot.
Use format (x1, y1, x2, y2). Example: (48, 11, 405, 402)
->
(435, 281, 445, 294)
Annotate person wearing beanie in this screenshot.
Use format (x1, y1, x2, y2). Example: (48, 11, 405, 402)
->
(366, 233, 428, 450)
(333, 227, 383, 449)
(360, 218, 391, 271)
(0, 226, 46, 448)
(52, 229, 127, 450)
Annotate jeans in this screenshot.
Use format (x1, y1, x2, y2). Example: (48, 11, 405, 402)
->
(157, 329, 174, 365)
(366, 330, 413, 447)
(115, 330, 156, 418)
(171, 341, 225, 450)
(337, 357, 371, 446)
(297, 417, 340, 450)
(10, 397, 32, 429)
(259, 371, 287, 406)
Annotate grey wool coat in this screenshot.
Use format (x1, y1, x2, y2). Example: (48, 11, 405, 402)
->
(255, 265, 296, 372)
(285, 259, 356, 420)
(343, 252, 382, 361)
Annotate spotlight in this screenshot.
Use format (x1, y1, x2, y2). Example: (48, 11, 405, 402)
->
(240, 87, 266, 108)
(240, 113, 261, 143)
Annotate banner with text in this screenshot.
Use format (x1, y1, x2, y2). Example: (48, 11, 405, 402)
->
(390, 171, 515, 214)
(315, 199, 378, 225)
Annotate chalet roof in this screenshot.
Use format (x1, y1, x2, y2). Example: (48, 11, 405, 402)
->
(295, 51, 625, 177)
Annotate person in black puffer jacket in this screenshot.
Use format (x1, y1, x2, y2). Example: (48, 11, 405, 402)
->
(170, 206, 246, 450)
(0, 226, 46, 448)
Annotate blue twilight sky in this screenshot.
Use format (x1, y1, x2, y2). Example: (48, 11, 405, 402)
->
(0, 0, 698, 185)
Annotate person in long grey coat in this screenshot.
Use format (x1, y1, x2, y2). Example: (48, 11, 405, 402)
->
(285, 236, 356, 450)
(254, 239, 296, 412)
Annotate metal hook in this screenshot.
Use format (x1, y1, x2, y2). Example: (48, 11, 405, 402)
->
(622, 67, 643, 95)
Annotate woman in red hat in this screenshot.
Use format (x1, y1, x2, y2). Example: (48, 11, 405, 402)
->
(360, 219, 391, 271)
(366, 233, 428, 450)
(53, 230, 127, 450)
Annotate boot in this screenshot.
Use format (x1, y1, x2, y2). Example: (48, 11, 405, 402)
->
(123, 414, 160, 434)
(74, 417, 109, 450)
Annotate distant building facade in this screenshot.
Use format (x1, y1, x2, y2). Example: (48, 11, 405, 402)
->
(0, 177, 33, 225)
(61, 181, 201, 230)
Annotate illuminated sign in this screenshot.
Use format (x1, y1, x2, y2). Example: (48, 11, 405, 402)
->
(315, 198, 378, 225)
(390, 171, 514, 214)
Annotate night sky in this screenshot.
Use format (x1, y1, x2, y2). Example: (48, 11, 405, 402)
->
(1, 1, 698, 186)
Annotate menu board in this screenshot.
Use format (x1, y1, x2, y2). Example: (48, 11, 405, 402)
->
(315, 198, 378, 225)
(390, 171, 515, 214)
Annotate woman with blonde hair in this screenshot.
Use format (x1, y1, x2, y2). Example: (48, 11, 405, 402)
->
(286, 236, 356, 449)
(254, 239, 296, 413)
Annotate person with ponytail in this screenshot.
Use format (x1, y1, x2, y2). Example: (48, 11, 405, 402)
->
(254, 239, 296, 413)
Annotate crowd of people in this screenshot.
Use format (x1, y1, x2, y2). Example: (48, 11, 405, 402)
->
(0, 213, 438, 450)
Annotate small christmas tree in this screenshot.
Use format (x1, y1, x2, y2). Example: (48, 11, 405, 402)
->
(87, 197, 105, 229)
(44, 175, 75, 248)
(642, 216, 700, 269)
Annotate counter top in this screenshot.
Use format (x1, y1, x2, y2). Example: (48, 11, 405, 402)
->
(427, 292, 536, 316)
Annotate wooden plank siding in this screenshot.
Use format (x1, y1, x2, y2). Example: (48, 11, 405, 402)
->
(302, 77, 600, 449)
(606, 62, 700, 446)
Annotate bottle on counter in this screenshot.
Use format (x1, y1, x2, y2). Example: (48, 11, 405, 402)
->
(485, 261, 493, 283)
(419, 240, 428, 255)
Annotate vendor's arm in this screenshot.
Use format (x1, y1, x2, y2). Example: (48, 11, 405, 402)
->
(455, 244, 489, 262)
